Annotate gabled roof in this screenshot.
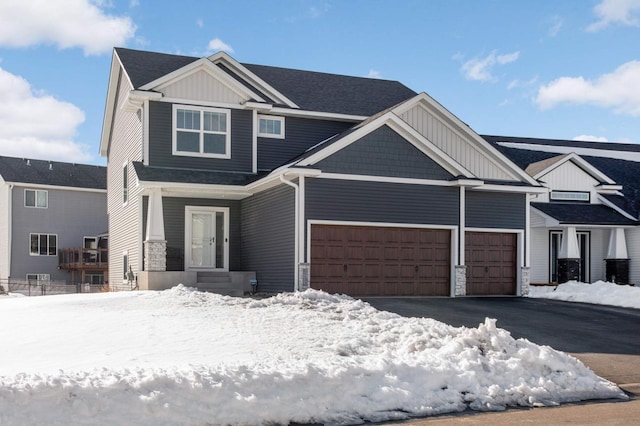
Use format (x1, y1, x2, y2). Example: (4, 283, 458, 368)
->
(532, 202, 637, 226)
(524, 152, 616, 184)
(0, 156, 106, 190)
(113, 47, 417, 117)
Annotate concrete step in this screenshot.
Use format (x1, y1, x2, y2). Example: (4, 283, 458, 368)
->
(196, 272, 243, 297)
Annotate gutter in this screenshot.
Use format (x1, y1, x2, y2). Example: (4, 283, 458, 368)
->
(7, 184, 12, 278)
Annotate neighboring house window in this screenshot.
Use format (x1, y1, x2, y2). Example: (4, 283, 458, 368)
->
(550, 191, 589, 202)
(173, 105, 231, 158)
(123, 251, 129, 283)
(29, 233, 57, 256)
(26, 274, 50, 284)
(258, 115, 285, 139)
(123, 163, 128, 204)
(25, 189, 48, 208)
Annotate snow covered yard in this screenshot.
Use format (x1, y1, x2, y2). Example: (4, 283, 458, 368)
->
(0, 286, 625, 425)
(528, 280, 640, 309)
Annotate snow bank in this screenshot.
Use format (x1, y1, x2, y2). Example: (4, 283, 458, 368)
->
(528, 280, 640, 309)
(0, 286, 625, 425)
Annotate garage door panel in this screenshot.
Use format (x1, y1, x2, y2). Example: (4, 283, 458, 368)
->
(311, 225, 451, 297)
(465, 231, 517, 295)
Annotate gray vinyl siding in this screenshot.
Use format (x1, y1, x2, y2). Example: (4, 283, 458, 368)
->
(306, 178, 459, 225)
(240, 185, 295, 293)
(0, 182, 8, 280)
(142, 197, 242, 272)
(9, 185, 107, 283)
(148, 101, 253, 172)
(258, 117, 353, 171)
(315, 125, 454, 180)
(465, 191, 526, 229)
(106, 67, 144, 289)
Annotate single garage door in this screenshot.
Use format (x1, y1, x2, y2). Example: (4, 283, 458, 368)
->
(310, 224, 451, 297)
(465, 231, 517, 295)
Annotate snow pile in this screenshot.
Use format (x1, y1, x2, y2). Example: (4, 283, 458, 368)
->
(0, 287, 625, 425)
(528, 280, 640, 309)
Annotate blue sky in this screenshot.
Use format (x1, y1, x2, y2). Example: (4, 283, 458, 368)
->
(0, 0, 638, 165)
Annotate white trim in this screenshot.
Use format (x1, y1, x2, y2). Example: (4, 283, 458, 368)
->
(471, 184, 548, 194)
(498, 141, 640, 164)
(525, 194, 531, 267)
(122, 161, 129, 206)
(257, 115, 285, 139)
(269, 107, 365, 122)
(24, 188, 48, 208)
(299, 176, 306, 264)
(6, 184, 13, 277)
(2, 183, 106, 193)
(316, 172, 462, 187)
(280, 175, 300, 289)
(531, 152, 616, 184)
(306, 220, 459, 297)
(29, 233, 58, 256)
(172, 104, 231, 159)
(252, 109, 258, 174)
(598, 194, 638, 221)
(459, 187, 465, 265)
(160, 97, 247, 110)
(143, 100, 150, 166)
(184, 206, 230, 271)
(122, 250, 129, 284)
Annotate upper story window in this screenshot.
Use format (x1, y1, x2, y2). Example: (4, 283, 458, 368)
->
(30, 233, 57, 256)
(25, 189, 47, 208)
(258, 115, 285, 139)
(550, 191, 590, 202)
(173, 105, 231, 158)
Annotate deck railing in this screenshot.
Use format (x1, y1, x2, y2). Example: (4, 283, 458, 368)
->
(58, 248, 109, 270)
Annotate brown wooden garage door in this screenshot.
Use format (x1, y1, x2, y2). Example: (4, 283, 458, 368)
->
(465, 231, 517, 295)
(310, 224, 451, 297)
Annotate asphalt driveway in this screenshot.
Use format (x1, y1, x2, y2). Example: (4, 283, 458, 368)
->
(364, 297, 640, 389)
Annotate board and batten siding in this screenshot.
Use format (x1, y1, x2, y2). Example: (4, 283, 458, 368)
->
(400, 104, 515, 181)
(160, 69, 246, 105)
(535, 162, 601, 203)
(0, 182, 9, 280)
(240, 184, 295, 293)
(257, 117, 353, 171)
(465, 191, 526, 229)
(530, 227, 550, 284)
(142, 197, 242, 272)
(627, 227, 640, 285)
(107, 67, 144, 289)
(590, 229, 607, 282)
(305, 178, 459, 226)
(10, 185, 107, 283)
(148, 101, 253, 172)
(315, 125, 453, 180)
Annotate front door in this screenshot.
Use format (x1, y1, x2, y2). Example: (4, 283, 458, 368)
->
(185, 206, 229, 270)
(550, 230, 590, 283)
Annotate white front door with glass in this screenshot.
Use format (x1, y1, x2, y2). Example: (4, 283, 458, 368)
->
(185, 206, 229, 270)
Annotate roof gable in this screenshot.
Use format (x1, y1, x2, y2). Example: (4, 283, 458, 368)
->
(525, 152, 615, 184)
(0, 156, 106, 190)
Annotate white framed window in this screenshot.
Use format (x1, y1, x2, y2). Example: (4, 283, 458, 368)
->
(25, 189, 48, 208)
(550, 191, 590, 202)
(123, 251, 130, 283)
(122, 162, 128, 205)
(258, 115, 285, 139)
(29, 233, 57, 256)
(26, 274, 50, 284)
(173, 105, 231, 158)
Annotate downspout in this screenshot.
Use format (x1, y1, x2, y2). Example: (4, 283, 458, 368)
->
(280, 174, 300, 290)
(7, 184, 13, 278)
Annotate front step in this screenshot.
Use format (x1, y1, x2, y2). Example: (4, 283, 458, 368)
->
(196, 272, 244, 297)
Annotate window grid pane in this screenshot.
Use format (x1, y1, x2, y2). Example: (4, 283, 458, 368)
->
(36, 191, 47, 208)
(30, 234, 39, 255)
(48, 235, 57, 256)
(39, 234, 47, 255)
(25, 190, 35, 207)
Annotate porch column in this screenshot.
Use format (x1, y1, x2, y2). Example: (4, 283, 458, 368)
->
(606, 228, 629, 284)
(557, 226, 580, 283)
(144, 188, 167, 272)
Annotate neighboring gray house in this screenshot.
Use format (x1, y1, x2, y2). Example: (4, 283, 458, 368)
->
(0, 156, 108, 287)
(486, 136, 640, 285)
(100, 47, 544, 297)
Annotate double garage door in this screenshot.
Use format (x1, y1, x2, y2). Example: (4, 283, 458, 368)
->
(310, 224, 517, 297)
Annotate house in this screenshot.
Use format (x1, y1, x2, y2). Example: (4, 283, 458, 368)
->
(485, 136, 640, 285)
(0, 156, 108, 290)
(100, 47, 545, 297)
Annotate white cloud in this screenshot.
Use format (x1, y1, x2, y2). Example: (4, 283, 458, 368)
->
(367, 69, 382, 79)
(196, 18, 204, 28)
(587, 0, 640, 31)
(507, 76, 538, 90)
(573, 135, 610, 142)
(548, 16, 563, 37)
(0, 0, 135, 55)
(535, 61, 640, 116)
(460, 50, 520, 82)
(207, 38, 234, 53)
(0, 67, 92, 162)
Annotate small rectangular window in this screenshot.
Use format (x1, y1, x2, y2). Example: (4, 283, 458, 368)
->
(25, 189, 48, 208)
(123, 163, 128, 204)
(29, 233, 57, 256)
(26, 274, 50, 284)
(173, 105, 231, 158)
(258, 115, 285, 139)
(550, 191, 590, 202)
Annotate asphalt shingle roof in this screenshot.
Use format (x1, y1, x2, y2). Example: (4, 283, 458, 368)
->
(132, 162, 265, 186)
(114, 48, 417, 117)
(0, 156, 106, 190)
(532, 202, 637, 226)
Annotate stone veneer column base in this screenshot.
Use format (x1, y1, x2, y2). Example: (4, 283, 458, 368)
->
(606, 259, 630, 284)
(520, 267, 531, 296)
(455, 265, 467, 296)
(557, 258, 580, 283)
(144, 240, 167, 272)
